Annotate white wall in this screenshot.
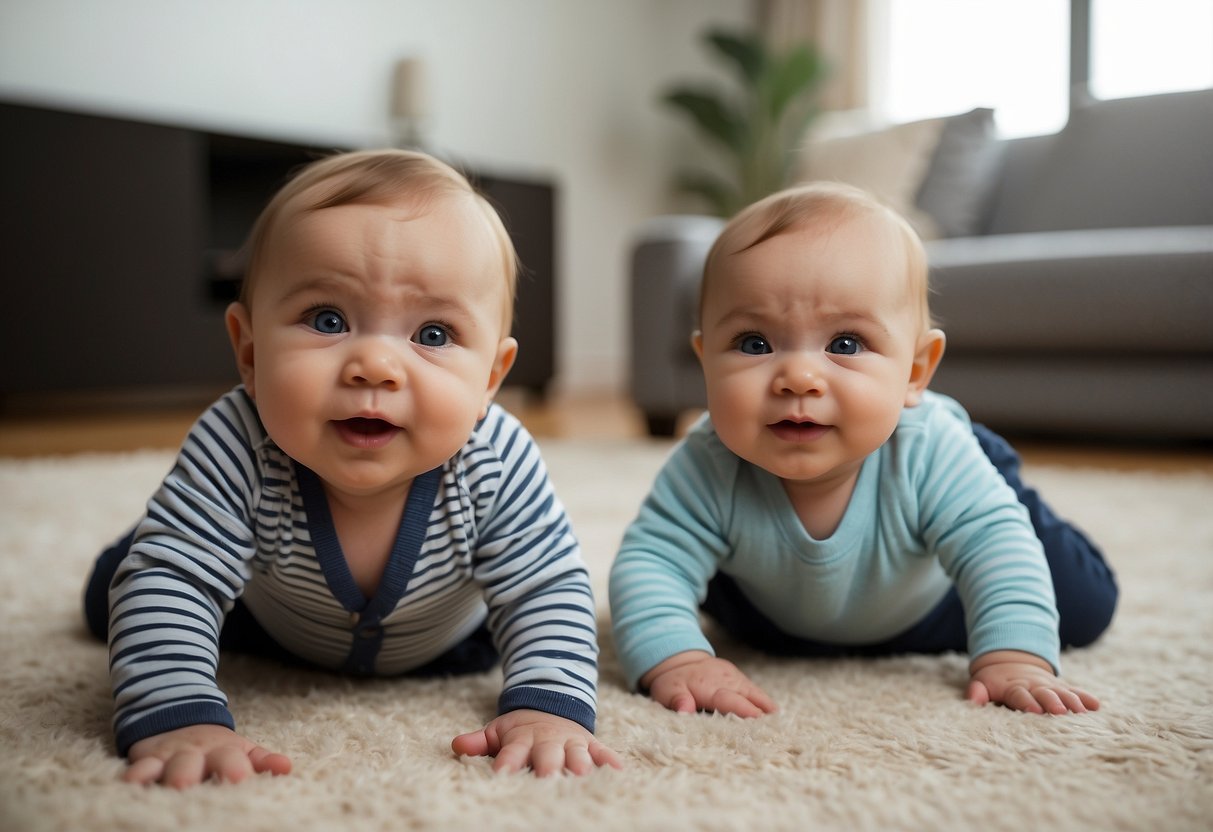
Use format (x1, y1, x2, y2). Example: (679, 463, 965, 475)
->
(0, 0, 751, 395)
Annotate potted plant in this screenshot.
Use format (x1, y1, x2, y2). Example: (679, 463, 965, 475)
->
(662, 28, 827, 217)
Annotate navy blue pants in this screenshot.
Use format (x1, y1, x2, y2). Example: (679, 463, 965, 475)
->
(702, 424, 1118, 658)
(83, 534, 498, 678)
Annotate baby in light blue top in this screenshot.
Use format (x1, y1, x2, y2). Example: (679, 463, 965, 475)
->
(610, 182, 1116, 718)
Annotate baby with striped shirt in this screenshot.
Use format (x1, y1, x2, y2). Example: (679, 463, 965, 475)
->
(84, 149, 620, 786)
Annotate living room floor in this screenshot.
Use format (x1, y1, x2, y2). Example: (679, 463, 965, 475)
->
(1, 387, 1210, 475)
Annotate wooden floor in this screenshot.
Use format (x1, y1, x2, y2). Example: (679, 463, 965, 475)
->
(1, 387, 1210, 475)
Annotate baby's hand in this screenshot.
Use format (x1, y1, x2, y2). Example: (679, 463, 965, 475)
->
(641, 650, 777, 717)
(451, 709, 623, 776)
(967, 650, 1100, 715)
(124, 724, 292, 788)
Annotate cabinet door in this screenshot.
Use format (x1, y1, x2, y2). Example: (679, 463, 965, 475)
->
(476, 174, 556, 396)
(1, 103, 235, 396)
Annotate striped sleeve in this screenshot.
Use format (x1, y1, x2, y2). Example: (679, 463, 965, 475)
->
(466, 407, 600, 732)
(608, 421, 735, 689)
(107, 389, 263, 755)
(913, 405, 1061, 672)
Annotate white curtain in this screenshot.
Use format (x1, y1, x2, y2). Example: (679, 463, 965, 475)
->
(757, 0, 871, 111)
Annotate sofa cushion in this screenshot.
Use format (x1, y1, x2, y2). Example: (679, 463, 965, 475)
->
(796, 108, 1012, 240)
(913, 108, 1002, 238)
(795, 116, 944, 238)
(983, 134, 1057, 235)
(994, 87, 1213, 233)
(926, 226, 1213, 352)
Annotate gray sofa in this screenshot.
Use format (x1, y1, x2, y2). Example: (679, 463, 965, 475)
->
(629, 88, 1213, 439)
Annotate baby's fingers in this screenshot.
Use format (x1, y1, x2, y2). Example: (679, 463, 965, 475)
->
(247, 745, 293, 776)
(529, 740, 566, 778)
(712, 689, 765, 718)
(491, 737, 533, 775)
(564, 743, 595, 776)
(652, 681, 698, 714)
(1070, 687, 1100, 711)
(123, 755, 166, 785)
(1032, 687, 1069, 715)
(1047, 686, 1099, 714)
(588, 739, 624, 771)
(451, 727, 494, 758)
(563, 739, 624, 775)
(965, 679, 991, 706)
(1002, 685, 1045, 714)
(710, 688, 777, 718)
(207, 745, 257, 783)
(745, 684, 778, 714)
(670, 691, 699, 713)
(161, 750, 208, 789)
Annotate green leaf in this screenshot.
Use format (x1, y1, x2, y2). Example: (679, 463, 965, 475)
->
(657, 27, 829, 210)
(673, 169, 741, 218)
(766, 45, 824, 121)
(662, 89, 746, 154)
(705, 29, 766, 85)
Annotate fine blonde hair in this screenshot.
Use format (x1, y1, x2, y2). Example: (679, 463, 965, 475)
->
(701, 181, 932, 331)
(238, 148, 519, 331)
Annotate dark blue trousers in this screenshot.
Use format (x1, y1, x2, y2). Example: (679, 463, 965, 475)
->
(702, 424, 1118, 658)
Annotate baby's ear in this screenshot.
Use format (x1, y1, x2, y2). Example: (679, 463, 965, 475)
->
(225, 302, 257, 398)
(480, 337, 518, 419)
(691, 330, 705, 363)
(905, 328, 946, 407)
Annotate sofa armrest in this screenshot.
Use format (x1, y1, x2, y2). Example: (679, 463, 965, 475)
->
(628, 215, 724, 432)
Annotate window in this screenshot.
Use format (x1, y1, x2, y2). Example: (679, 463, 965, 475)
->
(871, 0, 1069, 138)
(1090, 0, 1213, 100)
(871, 0, 1213, 139)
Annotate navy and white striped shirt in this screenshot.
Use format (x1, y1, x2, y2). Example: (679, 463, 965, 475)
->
(107, 387, 598, 755)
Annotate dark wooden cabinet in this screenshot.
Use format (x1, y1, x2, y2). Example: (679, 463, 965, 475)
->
(0, 101, 555, 406)
(472, 173, 557, 399)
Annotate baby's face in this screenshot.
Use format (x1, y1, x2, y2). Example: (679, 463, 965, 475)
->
(230, 192, 515, 502)
(694, 213, 926, 487)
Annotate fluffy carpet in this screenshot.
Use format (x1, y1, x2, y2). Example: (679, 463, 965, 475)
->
(1, 440, 1210, 832)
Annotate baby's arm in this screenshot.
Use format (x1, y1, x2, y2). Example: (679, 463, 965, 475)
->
(917, 408, 1093, 714)
(451, 710, 622, 776)
(124, 725, 291, 788)
(462, 410, 619, 774)
(610, 426, 745, 706)
(106, 391, 267, 776)
(967, 650, 1099, 715)
(640, 650, 777, 717)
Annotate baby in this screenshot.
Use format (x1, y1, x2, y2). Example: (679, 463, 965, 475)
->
(609, 182, 1117, 718)
(84, 149, 620, 786)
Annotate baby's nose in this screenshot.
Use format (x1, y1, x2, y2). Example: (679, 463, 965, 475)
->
(343, 340, 405, 389)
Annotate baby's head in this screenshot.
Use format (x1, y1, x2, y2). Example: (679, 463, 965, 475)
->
(240, 149, 518, 332)
(702, 181, 931, 334)
(225, 149, 521, 498)
(692, 182, 945, 484)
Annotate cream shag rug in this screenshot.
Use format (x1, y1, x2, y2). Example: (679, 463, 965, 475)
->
(1, 440, 1210, 832)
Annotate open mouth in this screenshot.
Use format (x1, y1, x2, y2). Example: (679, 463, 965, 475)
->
(768, 419, 829, 443)
(333, 417, 400, 448)
(345, 417, 394, 435)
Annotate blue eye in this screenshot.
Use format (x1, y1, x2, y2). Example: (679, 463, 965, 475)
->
(737, 334, 771, 355)
(827, 335, 862, 355)
(308, 308, 347, 334)
(414, 323, 450, 347)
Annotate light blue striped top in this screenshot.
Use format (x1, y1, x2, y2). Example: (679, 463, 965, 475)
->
(609, 391, 1060, 690)
(107, 387, 598, 754)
